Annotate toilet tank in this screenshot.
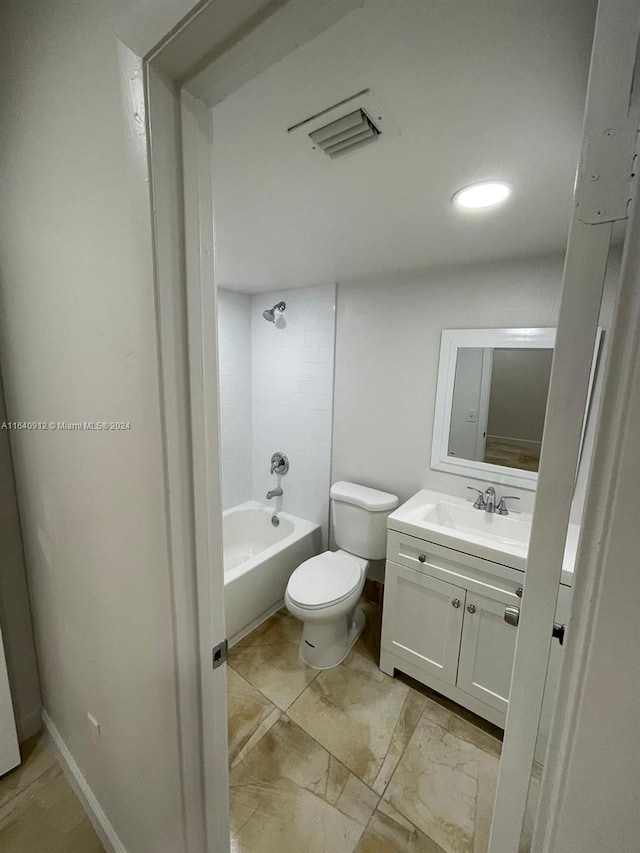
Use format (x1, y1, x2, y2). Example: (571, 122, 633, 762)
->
(330, 481, 399, 560)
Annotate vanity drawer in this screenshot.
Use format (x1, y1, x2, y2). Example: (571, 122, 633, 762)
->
(386, 528, 524, 603)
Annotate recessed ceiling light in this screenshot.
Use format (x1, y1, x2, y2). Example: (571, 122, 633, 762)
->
(453, 181, 512, 210)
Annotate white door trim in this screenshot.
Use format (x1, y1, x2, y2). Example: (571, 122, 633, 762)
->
(180, 88, 230, 853)
(145, 64, 231, 851)
(489, 0, 640, 849)
(474, 347, 493, 463)
(145, 66, 210, 853)
(143, 19, 231, 853)
(534, 148, 640, 853)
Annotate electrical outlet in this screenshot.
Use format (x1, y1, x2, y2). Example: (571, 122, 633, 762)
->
(467, 408, 478, 423)
(87, 712, 101, 743)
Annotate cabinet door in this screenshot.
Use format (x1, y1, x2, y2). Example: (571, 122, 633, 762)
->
(457, 590, 518, 715)
(382, 561, 465, 685)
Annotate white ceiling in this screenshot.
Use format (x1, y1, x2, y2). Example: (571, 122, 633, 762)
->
(210, 0, 597, 293)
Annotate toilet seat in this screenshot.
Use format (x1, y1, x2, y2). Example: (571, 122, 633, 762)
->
(287, 551, 363, 610)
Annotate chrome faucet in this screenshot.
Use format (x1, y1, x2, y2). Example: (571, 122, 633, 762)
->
(266, 487, 283, 500)
(483, 486, 496, 513)
(467, 485, 520, 515)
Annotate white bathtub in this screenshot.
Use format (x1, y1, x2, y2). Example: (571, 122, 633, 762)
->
(223, 501, 322, 646)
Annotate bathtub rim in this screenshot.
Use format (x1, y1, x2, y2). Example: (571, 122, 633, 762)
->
(222, 500, 321, 584)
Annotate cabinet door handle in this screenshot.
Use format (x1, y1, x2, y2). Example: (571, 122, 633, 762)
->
(467, 604, 476, 614)
(418, 554, 426, 563)
(451, 598, 461, 608)
(504, 606, 520, 627)
(516, 587, 523, 598)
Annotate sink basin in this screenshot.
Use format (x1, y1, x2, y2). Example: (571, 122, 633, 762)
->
(422, 501, 531, 548)
(387, 489, 579, 583)
(387, 489, 532, 570)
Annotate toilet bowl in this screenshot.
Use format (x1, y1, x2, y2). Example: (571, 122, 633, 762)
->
(285, 550, 368, 669)
(285, 481, 398, 669)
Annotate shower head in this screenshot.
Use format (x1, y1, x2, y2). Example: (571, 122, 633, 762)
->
(262, 301, 286, 322)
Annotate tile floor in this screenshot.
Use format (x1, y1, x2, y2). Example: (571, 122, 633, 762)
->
(0, 596, 537, 853)
(0, 732, 105, 853)
(228, 597, 539, 853)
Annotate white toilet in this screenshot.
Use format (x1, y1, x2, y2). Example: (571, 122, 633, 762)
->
(285, 481, 399, 669)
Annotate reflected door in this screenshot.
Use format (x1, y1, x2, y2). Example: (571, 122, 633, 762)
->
(0, 623, 20, 775)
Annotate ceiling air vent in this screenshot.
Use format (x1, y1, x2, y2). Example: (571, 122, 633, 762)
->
(310, 109, 379, 158)
(288, 90, 399, 161)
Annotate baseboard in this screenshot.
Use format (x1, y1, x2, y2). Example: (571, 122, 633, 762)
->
(42, 710, 128, 853)
(17, 705, 43, 742)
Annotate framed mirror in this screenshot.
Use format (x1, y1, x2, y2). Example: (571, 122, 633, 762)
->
(431, 328, 602, 490)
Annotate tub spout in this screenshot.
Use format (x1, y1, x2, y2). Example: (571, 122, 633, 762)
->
(266, 487, 283, 500)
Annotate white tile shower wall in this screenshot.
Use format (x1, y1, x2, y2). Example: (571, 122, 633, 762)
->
(217, 289, 253, 510)
(251, 285, 336, 545)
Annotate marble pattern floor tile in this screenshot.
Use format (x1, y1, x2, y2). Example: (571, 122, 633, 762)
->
(227, 666, 280, 766)
(229, 715, 379, 853)
(228, 609, 319, 710)
(0, 733, 58, 812)
(228, 601, 514, 853)
(0, 754, 104, 853)
(382, 705, 481, 853)
(472, 750, 500, 853)
(356, 800, 447, 853)
(288, 646, 424, 789)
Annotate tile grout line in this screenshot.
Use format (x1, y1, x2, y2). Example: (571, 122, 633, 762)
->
(229, 708, 283, 770)
(0, 735, 60, 809)
(371, 690, 430, 799)
(0, 761, 63, 826)
(279, 713, 382, 812)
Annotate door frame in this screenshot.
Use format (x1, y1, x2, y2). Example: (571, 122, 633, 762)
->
(475, 347, 493, 462)
(489, 0, 640, 849)
(126, 1, 640, 851)
(144, 68, 228, 853)
(135, 4, 372, 851)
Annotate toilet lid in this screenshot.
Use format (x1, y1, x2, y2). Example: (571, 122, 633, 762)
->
(287, 552, 362, 608)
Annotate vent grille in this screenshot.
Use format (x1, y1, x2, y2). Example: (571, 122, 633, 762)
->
(288, 90, 399, 162)
(309, 109, 380, 159)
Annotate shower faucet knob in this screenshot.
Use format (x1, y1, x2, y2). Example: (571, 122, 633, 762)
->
(270, 452, 289, 475)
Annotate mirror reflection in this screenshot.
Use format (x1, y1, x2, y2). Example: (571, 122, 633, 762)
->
(449, 347, 553, 472)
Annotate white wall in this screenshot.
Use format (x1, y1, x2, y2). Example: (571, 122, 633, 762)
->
(217, 290, 253, 510)
(0, 2, 190, 851)
(0, 379, 41, 741)
(332, 252, 619, 516)
(251, 285, 336, 544)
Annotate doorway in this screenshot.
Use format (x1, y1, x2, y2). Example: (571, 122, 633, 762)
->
(142, 1, 640, 852)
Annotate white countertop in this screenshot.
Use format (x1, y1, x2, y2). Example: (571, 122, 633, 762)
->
(387, 489, 579, 587)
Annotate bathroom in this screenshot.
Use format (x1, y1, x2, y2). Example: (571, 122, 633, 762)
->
(0, 0, 637, 850)
(211, 0, 615, 851)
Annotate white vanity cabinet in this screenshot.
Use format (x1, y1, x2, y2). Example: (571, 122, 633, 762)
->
(381, 563, 467, 687)
(381, 529, 569, 746)
(456, 587, 519, 715)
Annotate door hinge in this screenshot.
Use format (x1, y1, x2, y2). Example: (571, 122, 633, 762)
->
(212, 639, 228, 670)
(576, 120, 640, 224)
